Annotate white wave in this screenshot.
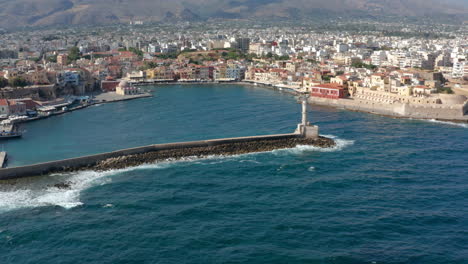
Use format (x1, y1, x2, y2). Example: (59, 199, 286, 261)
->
(0, 170, 116, 212)
(426, 119, 468, 128)
(0, 158, 215, 213)
(272, 134, 354, 155)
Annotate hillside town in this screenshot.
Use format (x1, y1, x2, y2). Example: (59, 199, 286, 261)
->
(0, 22, 467, 125)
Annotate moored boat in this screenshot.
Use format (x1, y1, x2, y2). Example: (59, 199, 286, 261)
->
(0, 131, 22, 139)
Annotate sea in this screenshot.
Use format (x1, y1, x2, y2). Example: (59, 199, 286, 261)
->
(0, 84, 467, 264)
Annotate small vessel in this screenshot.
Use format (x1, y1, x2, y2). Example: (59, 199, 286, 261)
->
(0, 131, 22, 139)
(0, 124, 22, 139)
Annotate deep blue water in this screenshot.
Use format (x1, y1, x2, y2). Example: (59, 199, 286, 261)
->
(0, 84, 467, 263)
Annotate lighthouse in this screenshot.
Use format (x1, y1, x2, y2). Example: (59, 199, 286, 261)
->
(296, 95, 319, 139)
(302, 97, 308, 126)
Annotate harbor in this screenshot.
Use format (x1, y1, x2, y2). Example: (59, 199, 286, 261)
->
(1, 92, 152, 126)
(0, 92, 332, 180)
(0, 84, 466, 264)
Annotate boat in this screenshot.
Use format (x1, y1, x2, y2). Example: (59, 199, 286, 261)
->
(0, 131, 22, 139)
(0, 124, 23, 139)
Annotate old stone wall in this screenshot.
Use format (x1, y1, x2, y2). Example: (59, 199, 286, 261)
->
(309, 97, 468, 121)
(0, 85, 57, 100)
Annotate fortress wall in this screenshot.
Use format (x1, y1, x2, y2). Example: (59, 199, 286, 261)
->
(309, 97, 467, 121)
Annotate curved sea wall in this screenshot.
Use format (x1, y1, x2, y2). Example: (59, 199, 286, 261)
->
(309, 97, 468, 122)
(0, 134, 335, 181)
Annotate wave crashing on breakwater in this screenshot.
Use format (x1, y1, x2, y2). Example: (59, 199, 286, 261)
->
(409, 118, 468, 128)
(0, 135, 353, 212)
(426, 119, 468, 128)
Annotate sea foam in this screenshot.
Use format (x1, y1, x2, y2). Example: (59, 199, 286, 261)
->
(426, 119, 468, 128)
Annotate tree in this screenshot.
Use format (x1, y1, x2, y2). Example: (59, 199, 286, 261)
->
(128, 47, 143, 57)
(335, 71, 345, 76)
(189, 58, 200, 65)
(0, 77, 8, 88)
(47, 55, 57, 63)
(68, 46, 80, 61)
(8, 77, 28, 88)
(351, 61, 377, 70)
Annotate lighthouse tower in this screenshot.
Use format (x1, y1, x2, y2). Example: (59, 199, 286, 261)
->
(295, 96, 319, 139)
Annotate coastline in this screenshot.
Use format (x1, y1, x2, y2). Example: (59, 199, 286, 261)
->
(237, 80, 468, 124)
(12, 92, 153, 125)
(7, 80, 467, 135)
(307, 96, 468, 124)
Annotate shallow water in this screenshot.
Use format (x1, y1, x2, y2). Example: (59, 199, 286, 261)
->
(0, 84, 467, 263)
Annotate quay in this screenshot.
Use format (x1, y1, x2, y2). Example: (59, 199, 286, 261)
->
(10, 92, 152, 126)
(0, 99, 330, 181)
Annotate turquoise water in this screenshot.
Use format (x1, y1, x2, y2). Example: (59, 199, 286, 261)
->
(0, 84, 467, 263)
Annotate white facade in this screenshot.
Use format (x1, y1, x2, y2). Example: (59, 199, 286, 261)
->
(452, 61, 466, 78)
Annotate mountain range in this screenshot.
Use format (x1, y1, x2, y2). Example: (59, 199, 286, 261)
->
(0, 0, 466, 29)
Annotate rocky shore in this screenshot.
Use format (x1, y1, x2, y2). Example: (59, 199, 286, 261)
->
(94, 136, 335, 171)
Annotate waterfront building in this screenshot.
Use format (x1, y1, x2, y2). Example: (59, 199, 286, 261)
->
(214, 65, 227, 80)
(116, 80, 138, 95)
(7, 100, 26, 116)
(0, 99, 26, 117)
(101, 78, 120, 92)
(310, 83, 348, 99)
(125, 71, 146, 81)
(146, 67, 174, 81)
(0, 99, 9, 116)
(226, 65, 245, 81)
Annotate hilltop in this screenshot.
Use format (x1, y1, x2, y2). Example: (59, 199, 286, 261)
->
(0, 0, 466, 28)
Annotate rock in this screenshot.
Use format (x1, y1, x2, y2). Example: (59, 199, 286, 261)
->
(93, 136, 336, 171)
(52, 182, 72, 189)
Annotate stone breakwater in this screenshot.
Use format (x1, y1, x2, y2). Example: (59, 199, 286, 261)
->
(0, 134, 334, 180)
(95, 137, 335, 171)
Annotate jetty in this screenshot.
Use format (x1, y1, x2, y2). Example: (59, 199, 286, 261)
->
(0, 98, 333, 181)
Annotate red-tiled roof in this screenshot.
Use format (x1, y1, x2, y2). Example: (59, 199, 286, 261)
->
(313, 83, 345, 89)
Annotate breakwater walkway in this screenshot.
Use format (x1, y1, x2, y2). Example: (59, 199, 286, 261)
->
(0, 98, 330, 181)
(0, 133, 333, 181)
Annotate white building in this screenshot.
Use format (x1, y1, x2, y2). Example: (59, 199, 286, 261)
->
(452, 61, 467, 78)
(336, 43, 349, 53)
(371, 51, 387, 66)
